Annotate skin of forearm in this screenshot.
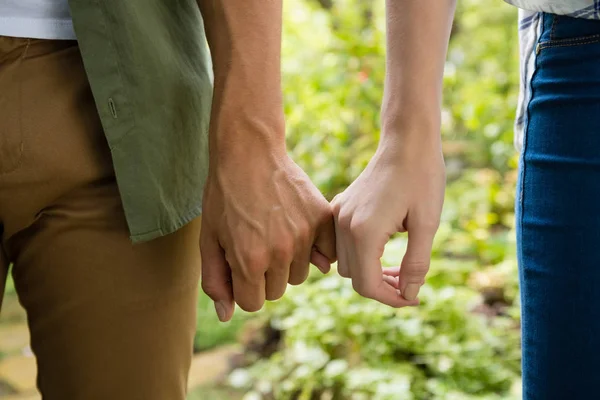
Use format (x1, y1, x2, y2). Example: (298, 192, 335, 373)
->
(197, 0, 286, 164)
(381, 0, 457, 141)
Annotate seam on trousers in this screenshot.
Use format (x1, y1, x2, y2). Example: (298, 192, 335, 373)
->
(518, 13, 544, 266)
(517, 16, 545, 400)
(518, 32, 543, 214)
(0, 39, 30, 176)
(539, 37, 600, 50)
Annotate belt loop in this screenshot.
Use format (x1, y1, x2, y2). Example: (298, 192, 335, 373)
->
(550, 13, 559, 41)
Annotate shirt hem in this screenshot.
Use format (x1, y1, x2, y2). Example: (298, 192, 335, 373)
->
(129, 205, 203, 244)
(0, 17, 76, 40)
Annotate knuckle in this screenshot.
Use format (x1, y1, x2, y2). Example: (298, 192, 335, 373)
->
(201, 280, 223, 299)
(288, 268, 309, 286)
(319, 200, 334, 217)
(331, 196, 342, 215)
(349, 217, 372, 239)
(271, 238, 294, 262)
(266, 288, 286, 301)
(352, 280, 374, 299)
(294, 222, 311, 243)
(288, 274, 308, 286)
(421, 219, 441, 233)
(243, 249, 270, 275)
(402, 260, 430, 279)
(337, 267, 351, 278)
(410, 212, 441, 233)
(238, 300, 263, 313)
(337, 211, 352, 231)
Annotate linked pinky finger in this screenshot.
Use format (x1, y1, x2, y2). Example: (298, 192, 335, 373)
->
(383, 266, 401, 277)
(383, 274, 400, 289)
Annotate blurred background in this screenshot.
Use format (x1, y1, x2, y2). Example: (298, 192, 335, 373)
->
(0, 0, 522, 399)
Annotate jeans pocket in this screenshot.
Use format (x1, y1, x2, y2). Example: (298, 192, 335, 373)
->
(539, 13, 600, 51)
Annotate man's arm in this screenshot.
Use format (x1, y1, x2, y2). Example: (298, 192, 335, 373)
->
(197, 0, 336, 321)
(198, 0, 285, 158)
(332, 0, 456, 306)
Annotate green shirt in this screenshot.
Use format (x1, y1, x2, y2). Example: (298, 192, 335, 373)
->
(69, 0, 213, 242)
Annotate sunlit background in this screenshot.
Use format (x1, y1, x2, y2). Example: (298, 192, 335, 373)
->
(0, 1, 522, 399)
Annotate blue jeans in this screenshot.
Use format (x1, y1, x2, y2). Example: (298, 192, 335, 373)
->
(517, 13, 600, 399)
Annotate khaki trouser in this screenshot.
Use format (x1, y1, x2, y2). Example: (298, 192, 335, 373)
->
(0, 37, 202, 399)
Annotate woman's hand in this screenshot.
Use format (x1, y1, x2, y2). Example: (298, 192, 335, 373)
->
(332, 137, 445, 305)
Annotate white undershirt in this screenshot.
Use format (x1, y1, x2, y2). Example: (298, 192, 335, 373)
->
(0, 0, 76, 40)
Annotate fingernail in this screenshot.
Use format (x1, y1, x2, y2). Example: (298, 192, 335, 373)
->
(214, 301, 227, 322)
(403, 284, 420, 301)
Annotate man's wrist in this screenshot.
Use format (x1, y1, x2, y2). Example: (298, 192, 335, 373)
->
(208, 108, 287, 165)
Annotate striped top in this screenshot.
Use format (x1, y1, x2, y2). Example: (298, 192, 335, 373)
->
(504, 1, 600, 149)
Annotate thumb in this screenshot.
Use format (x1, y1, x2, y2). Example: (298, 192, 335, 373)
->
(200, 228, 234, 322)
(398, 228, 435, 301)
(312, 216, 337, 274)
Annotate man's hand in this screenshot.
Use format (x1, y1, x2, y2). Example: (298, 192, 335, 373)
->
(201, 144, 336, 322)
(197, 0, 335, 322)
(332, 137, 445, 306)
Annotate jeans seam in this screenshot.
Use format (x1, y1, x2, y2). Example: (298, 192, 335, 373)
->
(539, 37, 600, 50)
(519, 17, 545, 259)
(517, 17, 545, 399)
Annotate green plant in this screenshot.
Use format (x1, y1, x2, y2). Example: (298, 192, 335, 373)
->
(195, 291, 248, 352)
(228, 234, 521, 400)
(4, 268, 15, 295)
(187, 385, 244, 400)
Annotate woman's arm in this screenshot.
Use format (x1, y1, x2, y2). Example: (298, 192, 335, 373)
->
(332, 0, 456, 305)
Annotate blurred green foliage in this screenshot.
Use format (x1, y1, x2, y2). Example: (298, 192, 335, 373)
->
(195, 290, 248, 351)
(188, 385, 244, 400)
(222, 0, 523, 399)
(283, 0, 519, 197)
(230, 251, 521, 400)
